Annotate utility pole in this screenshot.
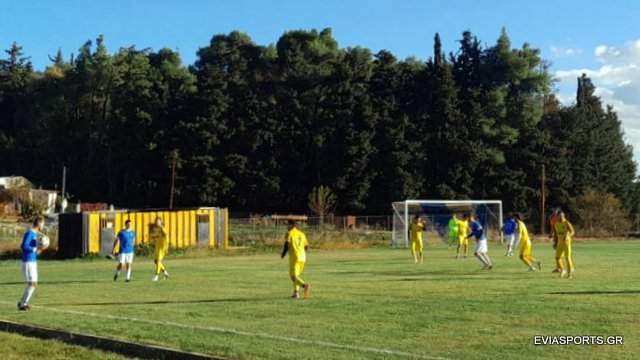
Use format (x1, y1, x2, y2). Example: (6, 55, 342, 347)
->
(540, 164, 546, 234)
(61, 165, 68, 213)
(169, 151, 177, 209)
(61, 165, 67, 197)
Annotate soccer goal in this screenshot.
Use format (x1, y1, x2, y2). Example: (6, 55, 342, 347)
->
(391, 200, 503, 248)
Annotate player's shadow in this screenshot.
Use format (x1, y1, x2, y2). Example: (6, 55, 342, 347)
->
(548, 290, 640, 295)
(45, 298, 279, 307)
(397, 275, 514, 282)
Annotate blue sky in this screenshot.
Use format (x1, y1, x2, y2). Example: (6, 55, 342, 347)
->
(1, 0, 637, 69)
(2, 0, 640, 158)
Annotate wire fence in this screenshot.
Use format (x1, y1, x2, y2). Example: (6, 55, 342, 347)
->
(2, 213, 637, 254)
(0, 221, 59, 253)
(229, 215, 393, 247)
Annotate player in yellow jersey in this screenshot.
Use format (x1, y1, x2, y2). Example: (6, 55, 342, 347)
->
(409, 215, 426, 264)
(281, 220, 311, 299)
(549, 208, 562, 273)
(456, 214, 470, 259)
(554, 211, 575, 279)
(514, 213, 541, 272)
(448, 214, 459, 247)
(150, 217, 169, 281)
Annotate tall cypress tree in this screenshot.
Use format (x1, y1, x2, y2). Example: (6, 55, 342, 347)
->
(0, 42, 34, 174)
(570, 74, 636, 202)
(0, 30, 636, 218)
(367, 50, 423, 212)
(422, 33, 467, 198)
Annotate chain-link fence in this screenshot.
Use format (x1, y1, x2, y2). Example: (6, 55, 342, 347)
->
(229, 215, 393, 248)
(0, 221, 59, 254)
(229, 213, 640, 248)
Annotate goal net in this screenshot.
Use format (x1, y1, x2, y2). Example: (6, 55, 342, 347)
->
(391, 200, 503, 247)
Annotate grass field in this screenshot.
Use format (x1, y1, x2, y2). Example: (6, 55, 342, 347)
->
(0, 331, 127, 359)
(0, 241, 638, 360)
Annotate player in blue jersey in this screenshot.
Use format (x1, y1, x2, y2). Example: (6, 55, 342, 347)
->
(112, 220, 136, 282)
(467, 214, 493, 270)
(502, 214, 518, 256)
(18, 216, 45, 311)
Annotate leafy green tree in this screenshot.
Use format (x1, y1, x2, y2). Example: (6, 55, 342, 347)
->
(0, 42, 34, 174)
(272, 28, 341, 211)
(308, 185, 337, 224)
(0, 29, 636, 222)
(421, 33, 469, 198)
(367, 50, 422, 213)
(569, 74, 636, 203)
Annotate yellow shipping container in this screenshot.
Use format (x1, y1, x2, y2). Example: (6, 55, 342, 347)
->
(58, 207, 229, 258)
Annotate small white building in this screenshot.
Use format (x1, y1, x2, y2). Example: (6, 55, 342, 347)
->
(0, 176, 32, 189)
(0, 176, 58, 215)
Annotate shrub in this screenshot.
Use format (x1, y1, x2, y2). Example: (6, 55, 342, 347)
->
(135, 242, 155, 256)
(574, 190, 631, 236)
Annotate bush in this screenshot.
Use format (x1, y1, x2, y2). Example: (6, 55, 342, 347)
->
(574, 190, 631, 236)
(6, 187, 47, 219)
(135, 242, 155, 256)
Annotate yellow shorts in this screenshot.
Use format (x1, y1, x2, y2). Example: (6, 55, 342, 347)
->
(457, 236, 468, 246)
(519, 240, 532, 256)
(555, 240, 572, 258)
(411, 239, 423, 252)
(289, 261, 305, 277)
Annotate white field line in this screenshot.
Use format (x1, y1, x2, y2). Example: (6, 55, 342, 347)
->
(0, 300, 449, 360)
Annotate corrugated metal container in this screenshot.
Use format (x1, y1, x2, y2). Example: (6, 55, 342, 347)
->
(58, 207, 228, 258)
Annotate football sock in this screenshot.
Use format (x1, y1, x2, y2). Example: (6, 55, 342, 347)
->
(21, 286, 35, 306)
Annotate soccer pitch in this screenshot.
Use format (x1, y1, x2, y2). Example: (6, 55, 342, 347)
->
(0, 242, 637, 360)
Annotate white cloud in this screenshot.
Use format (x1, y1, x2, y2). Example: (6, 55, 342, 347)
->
(594, 45, 608, 57)
(550, 45, 583, 58)
(555, 39, 640, 162)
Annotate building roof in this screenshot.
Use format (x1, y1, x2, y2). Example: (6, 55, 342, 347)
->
(0, 176, 33, 189)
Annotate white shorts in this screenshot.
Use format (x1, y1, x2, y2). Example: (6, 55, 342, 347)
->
(474, 239, 488, 253)
(22, 262, 38, 283)
(505, 234, 515, 244)
(118, 252, 134, 264)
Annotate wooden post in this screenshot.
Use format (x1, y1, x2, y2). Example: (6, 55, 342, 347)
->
(540, 164, 546, 234)
(169, 151, 177, 209)
(61, 165, 66, 198)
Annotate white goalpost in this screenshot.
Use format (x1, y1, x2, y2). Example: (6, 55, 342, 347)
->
(391, 200, 503, 248)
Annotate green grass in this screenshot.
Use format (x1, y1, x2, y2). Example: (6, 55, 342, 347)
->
(0, 241, 638, 360)
(0, 331, 127, 359)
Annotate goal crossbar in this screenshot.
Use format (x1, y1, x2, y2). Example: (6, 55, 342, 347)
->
(399, 200, 503, 205)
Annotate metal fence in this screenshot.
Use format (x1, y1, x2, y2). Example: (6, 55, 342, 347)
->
(0, 221, 58, 237)
(0, 221, 58, 252)
(229, 215, 393, 247)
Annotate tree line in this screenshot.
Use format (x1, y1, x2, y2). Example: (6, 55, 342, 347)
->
(0, 28, 637, 227)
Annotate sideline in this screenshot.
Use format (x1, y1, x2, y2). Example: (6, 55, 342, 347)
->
(0, 300, 450, 360)
(0, 318, 223, 360)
